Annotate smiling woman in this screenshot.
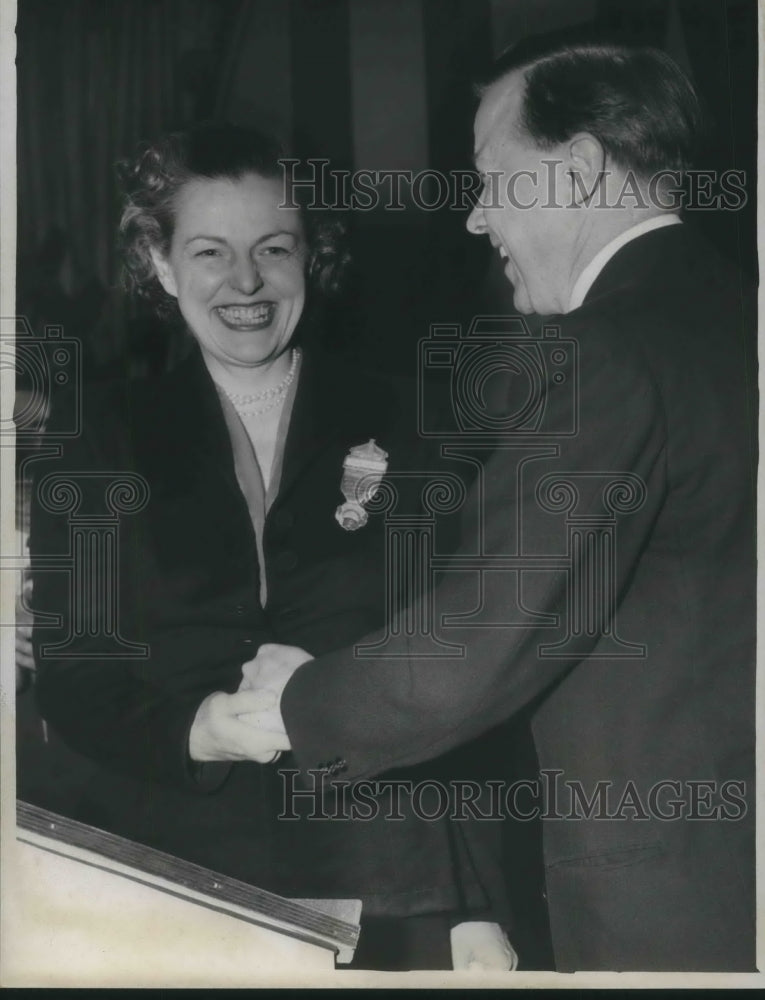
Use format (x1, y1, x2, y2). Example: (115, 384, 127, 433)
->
(149, 174, 307, 381)
(148, 171, 308, 488)
(118, 126, 339, 491)
(28, 123, 513, 971)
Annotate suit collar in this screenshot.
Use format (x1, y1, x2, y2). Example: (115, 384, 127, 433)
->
(569, 216, 682, 312)
(582, 221, 695, 306)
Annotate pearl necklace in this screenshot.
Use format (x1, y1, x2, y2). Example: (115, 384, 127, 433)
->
(219, 349, 300, 417)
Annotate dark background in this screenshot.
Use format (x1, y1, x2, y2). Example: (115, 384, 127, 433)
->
(16, 0, 758, 380)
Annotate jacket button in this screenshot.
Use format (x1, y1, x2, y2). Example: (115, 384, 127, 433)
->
(274, 550, 298, 572)
(235, 605, 245, 615)
(328, 756, 347, 775)
(242, 638, 254, 647)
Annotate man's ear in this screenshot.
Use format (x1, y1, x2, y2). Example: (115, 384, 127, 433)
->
(149, 247, 178, 298)
(566, 133, 605, 206)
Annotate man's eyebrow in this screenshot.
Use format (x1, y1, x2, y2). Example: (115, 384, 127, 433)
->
(254, 230, 299, 244)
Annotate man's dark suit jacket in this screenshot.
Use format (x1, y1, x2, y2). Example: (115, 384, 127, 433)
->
(30, 337, 502, 922)
(280, 225, 758, 971)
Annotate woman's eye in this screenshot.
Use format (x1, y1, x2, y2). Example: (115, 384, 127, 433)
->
(196, 248, 222, 258)
(259, 245, 292, 258)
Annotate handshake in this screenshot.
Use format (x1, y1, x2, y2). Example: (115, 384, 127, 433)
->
(188, 644, 312, 764)
(188, 643, 520, 971)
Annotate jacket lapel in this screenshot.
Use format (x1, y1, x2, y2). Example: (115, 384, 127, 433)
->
(276, 348, 348, 503)
(133, 345, 244, 504)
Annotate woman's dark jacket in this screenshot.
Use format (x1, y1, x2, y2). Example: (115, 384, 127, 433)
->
(30, 339, 506, 921)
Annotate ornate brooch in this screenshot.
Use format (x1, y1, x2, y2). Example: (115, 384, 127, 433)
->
(335, 439, 389, 531)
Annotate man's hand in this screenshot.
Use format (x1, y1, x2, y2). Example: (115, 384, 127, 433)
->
(235, 645, 313, 749)
(188, 688, 291, 763)
(228, 643, 313, 763)
(239, 643, 313, 700)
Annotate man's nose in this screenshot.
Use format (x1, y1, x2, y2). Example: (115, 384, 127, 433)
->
(230, 256, 264, 295)
(466, 200, 487, 235)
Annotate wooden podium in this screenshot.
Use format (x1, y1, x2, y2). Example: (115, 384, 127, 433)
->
(5, 801, 361, 986)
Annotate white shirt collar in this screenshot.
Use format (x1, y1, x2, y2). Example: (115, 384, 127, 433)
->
(567, 214, 682, 313)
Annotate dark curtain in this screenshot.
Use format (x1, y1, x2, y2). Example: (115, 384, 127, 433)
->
(595, 0, 757, 282)
(16, 0, 241, 374)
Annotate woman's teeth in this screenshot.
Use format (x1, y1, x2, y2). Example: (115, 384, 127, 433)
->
(217, 303, 274, 327)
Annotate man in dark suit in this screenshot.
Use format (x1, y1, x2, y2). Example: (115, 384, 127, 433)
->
(246, 35, 757, 971)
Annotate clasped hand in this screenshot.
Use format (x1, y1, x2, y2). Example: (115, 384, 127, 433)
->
(188, 644, 313, 763)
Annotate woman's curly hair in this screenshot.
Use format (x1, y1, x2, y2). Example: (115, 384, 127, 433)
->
(118, 122, 350, 319)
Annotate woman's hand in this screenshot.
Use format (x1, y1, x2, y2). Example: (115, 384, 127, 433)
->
(188, 688, 291, 763)
(16, 621, 35, 673)
(16, 582, 35, 690)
